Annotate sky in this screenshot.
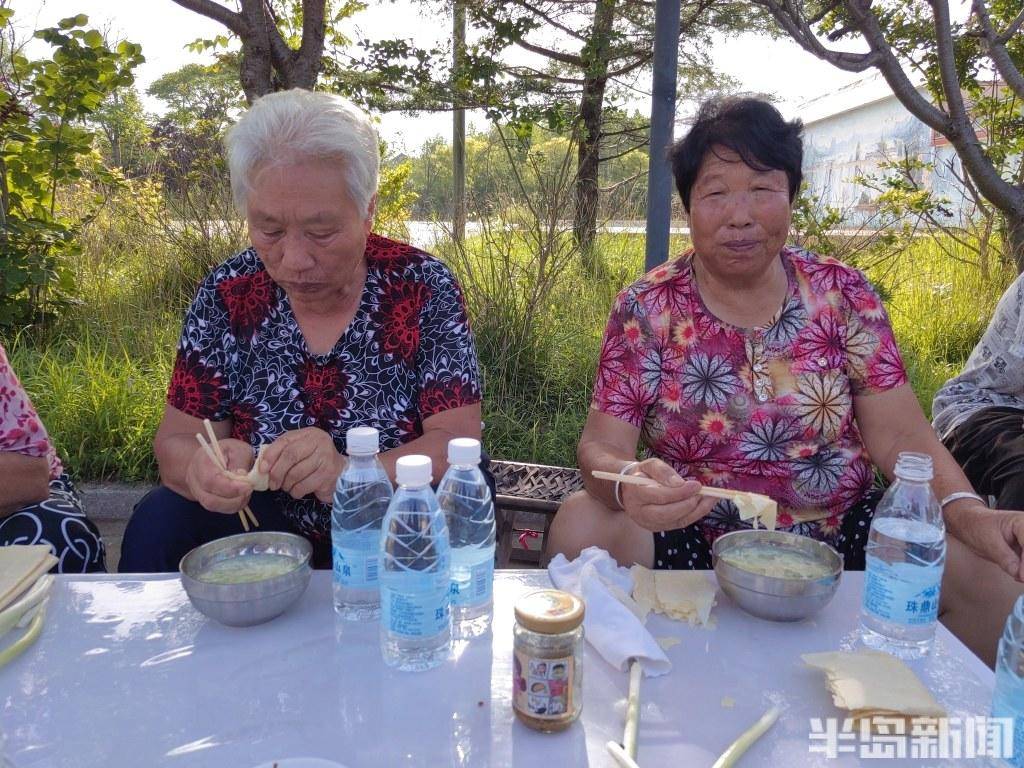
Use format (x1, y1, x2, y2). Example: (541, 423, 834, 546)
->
(15, 0, 869, 153)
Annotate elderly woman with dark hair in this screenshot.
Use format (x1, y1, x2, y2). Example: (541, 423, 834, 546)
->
(546, 96, 1024, 661)
(120, 89, 485, 572)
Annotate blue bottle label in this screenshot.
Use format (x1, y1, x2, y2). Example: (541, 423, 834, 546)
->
(863, 556, 941, 626)
(382, 569, 451, 638)
(332, 530, 379, 590)
(451, 558, 493, 608)
(992, 695, 1024, 767)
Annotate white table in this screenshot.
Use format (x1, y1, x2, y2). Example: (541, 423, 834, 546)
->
(0, 571, 997, 767)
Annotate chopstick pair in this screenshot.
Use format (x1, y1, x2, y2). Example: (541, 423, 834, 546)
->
(592, 470, 747, 502)
(195, 418, 260, 532)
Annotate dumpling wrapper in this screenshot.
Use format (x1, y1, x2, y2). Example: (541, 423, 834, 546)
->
(0, 546, 56, 612)
(802, 650, 945, 720)
(734, 492, 778, 531)
(630, 565, 717, 628)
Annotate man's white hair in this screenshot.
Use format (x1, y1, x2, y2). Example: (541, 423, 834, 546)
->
(225, 88, 380, 217)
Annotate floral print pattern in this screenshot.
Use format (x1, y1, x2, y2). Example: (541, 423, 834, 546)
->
(592, 246, 907, 547)
(0, 344, 61, 479)
(167, 233, 481, 536)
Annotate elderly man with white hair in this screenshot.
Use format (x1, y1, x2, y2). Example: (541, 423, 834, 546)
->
(120, 89, 485, 571)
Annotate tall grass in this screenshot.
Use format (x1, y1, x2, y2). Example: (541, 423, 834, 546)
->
(0, 187, 1010, 481)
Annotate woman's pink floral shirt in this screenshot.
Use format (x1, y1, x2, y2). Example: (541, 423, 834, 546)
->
(0, 345, 61, 479)
(592, 247, 907, 538)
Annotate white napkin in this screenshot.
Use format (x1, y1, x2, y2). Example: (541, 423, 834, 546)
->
(548, 546, 671, 677)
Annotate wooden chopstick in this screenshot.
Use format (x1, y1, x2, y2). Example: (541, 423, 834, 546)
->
(195, 429, 259, 531)
(623, 658, 642, 759)
(591, 469, 751, 503)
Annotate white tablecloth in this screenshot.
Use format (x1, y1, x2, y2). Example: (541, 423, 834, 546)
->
(0, 570, 996, 767)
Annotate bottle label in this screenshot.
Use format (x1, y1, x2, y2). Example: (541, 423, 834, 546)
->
(513, 651, 574, 721)
(451, 558, 494, 608)
(382, 570, 451, 638)
(863, 556, 942, 626)
(332, 530, 380, 590)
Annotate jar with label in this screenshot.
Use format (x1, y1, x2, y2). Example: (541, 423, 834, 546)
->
(512, 589, 584, 732)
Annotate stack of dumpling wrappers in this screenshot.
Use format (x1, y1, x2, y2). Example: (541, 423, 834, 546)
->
(803, 650, 946, 727)
(0, 545, 56, 667)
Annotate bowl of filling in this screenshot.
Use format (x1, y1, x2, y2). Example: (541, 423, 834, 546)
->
(180, 532, 312, 627)
(712, 530, 842, 622)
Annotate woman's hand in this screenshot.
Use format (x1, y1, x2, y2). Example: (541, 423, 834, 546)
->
(261, 427, 345, 504)
(949, 503, 1024, 581)
(185, 438, 254, 514)
(619, 458, 718, 532)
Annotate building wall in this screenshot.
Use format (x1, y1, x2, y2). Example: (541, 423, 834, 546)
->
(802, 94, 971, 228)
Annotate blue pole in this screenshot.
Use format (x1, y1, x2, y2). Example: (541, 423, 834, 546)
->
(645, 0, 680, 273)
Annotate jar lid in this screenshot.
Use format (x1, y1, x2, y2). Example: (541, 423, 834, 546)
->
(514, 589, 585, 634)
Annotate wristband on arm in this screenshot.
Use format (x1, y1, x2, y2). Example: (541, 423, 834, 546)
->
(614, 461, 641, 509)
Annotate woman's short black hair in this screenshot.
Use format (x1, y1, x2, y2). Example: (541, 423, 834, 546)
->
(670, 96, 804, 213)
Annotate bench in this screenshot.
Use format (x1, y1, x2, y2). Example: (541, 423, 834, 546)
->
(490, 459, 582, 567)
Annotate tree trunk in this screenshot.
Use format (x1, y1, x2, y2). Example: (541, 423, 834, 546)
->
(238, 25, 275, 101)
(574, 0, 616, 269)
(575, 75, 606, 265)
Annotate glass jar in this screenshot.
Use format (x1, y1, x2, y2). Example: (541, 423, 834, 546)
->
(512, 589, 584, 732)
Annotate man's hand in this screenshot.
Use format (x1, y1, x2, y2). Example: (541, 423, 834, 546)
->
(619, 458, 718, 532)
(186, 438, 254, 514)
(261, 427, 345, 504)
(950, 503, 1024, 581)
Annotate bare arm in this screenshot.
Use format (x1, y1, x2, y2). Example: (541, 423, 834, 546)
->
(260, 403, 486, 505)
(0, 453, 50, 517)
(379, 402, 483, 483)
(577, 408, 715, 531)
(153, 404, 254, 512)
(854, 384, 980, 505)
(855, 383, 1024, 579)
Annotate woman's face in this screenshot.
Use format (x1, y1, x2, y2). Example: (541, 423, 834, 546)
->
(246, 159, 374, 304)
(687, 146, 792, 283)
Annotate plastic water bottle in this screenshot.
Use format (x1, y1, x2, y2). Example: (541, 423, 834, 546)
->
(380, 455, 451, 671)
(860, 452, 946, 658)
(332, 427, 394, 620)
(437, 438, 495, 639)
(993, 595, 1024, 766)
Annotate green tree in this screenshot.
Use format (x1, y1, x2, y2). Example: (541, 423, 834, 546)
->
(147, 58, 244, 133)
(757, 0, 1024, 271)
(171, 0, 364, 101)
(352, 0, 758, 260)
(91, 85, 156, 177)
(0, 7, 143, 326)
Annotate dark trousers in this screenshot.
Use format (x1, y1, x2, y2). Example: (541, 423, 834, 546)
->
(943, 405, 1024, 510)
(118, 486, 331, 573)
(0, 474, 106, 573)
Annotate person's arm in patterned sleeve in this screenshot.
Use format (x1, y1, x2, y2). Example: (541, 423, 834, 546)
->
(932, 273, 1024, 437)
(154, 279, 255, 514)
(848, 270, 1024, 581)
(378, 262, 482, 484)
(577, 288, 715, 532)
(0, 346, 54, 515)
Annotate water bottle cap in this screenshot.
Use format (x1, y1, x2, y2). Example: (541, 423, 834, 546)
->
(894, 451, 933, 482)
(396, 454, 432, 486)
(447, 437, 481, 465)
(346, 427, 379, 455)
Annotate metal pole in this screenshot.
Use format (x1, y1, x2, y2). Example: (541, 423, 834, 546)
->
(644, 0, 680, 272)
(453, 0, 467, 245)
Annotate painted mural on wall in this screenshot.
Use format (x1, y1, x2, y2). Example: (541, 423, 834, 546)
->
(801, 90, 971, 229)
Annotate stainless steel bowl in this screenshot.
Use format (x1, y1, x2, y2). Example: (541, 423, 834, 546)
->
(180, 532, 312, 627)
(712, 529, 843, 622)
